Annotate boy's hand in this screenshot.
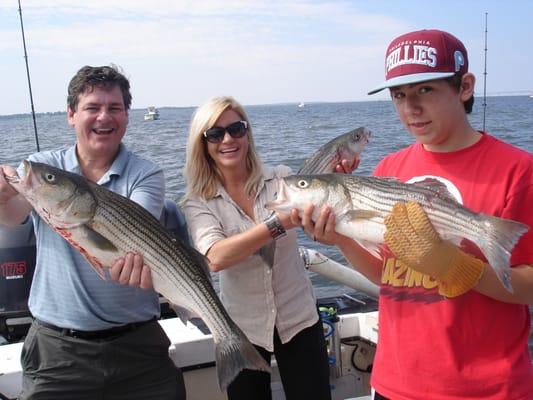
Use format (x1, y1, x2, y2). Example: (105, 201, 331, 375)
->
(384, 201, 485, 297)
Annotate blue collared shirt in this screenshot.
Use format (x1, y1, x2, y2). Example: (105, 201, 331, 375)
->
(23, 144, 165, 330)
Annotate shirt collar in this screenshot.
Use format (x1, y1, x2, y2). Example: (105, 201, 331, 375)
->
(213, 166, 274, 200)
(67, 143, 127, 184)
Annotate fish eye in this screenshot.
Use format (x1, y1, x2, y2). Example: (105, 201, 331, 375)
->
(297, 180, 309, 188)
(44, 173, 56, 183)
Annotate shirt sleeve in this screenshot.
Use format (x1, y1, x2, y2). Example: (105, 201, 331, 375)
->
(182, 197, 226, 255)
(128, 165, 165, 220)
(503, 167, 533, 266)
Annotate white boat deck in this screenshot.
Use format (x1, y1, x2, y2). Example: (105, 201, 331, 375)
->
(0, 311, 378, 400)
(0, 318, 213, 399)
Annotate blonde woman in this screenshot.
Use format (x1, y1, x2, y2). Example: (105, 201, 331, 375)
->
(182, 96, 339, 400)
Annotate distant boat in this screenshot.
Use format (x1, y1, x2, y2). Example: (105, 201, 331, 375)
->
(144, 106, 160, 121)
(298, 102, 305, 108)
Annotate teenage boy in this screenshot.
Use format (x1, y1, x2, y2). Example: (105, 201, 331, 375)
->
(296, 29, 533, 399)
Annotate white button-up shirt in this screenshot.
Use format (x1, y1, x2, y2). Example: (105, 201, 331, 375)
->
(182, 165, 318, 351)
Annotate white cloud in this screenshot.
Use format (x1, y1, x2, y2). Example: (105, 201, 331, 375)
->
(2, 1, 532, 114)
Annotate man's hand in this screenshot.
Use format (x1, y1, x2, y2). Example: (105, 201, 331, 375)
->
(290, 204, 343, 246)
(276, 211, 297, 231)
(0, 165, 19, 204)
(109, 252, 153, 290)
(384, 201, 485, 297)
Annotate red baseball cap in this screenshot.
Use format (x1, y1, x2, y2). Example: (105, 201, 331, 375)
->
(368, 29, 468, 95)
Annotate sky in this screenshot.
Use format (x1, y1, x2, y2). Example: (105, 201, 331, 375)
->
(1, 0, 533, 115)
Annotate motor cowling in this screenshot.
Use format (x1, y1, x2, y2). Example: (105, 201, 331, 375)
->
(0, 217, 36, 342)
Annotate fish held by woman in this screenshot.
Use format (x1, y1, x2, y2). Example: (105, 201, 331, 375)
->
(266, 173, 529, 292)
(6, 160, 270, 390)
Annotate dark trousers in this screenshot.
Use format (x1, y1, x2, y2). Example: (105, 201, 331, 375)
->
(19, 319, 186, 400)
(227, 319, 331, 400)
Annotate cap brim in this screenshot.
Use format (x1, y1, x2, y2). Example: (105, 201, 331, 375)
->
(367, 72, 456, 95)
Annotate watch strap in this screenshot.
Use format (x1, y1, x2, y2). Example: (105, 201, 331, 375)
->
(265, 213, 287, 240)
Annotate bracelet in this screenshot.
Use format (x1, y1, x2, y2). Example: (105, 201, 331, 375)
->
(264, 213, 287, 240)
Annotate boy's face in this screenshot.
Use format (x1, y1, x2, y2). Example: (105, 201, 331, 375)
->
(389, 75, 474, 151)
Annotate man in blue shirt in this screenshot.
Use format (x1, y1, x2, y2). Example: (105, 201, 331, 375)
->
(0, 65, 185, 399)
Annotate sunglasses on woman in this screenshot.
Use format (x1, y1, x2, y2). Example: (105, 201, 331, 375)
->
(203, 120, 248, 144)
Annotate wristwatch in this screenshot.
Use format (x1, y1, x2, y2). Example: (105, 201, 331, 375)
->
(264, 213, 287, 240)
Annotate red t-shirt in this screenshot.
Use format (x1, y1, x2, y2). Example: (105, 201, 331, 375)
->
(371, 133, 533, 399)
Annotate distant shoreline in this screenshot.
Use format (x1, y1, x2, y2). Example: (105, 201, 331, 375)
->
(1, 94, 530, 118)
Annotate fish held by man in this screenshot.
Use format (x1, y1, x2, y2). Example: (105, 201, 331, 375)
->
(298, 127, 371, 174)
(6, 160, 270, 390)
(266, 174, 529, 292)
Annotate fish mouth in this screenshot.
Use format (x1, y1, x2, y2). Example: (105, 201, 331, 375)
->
(265, 179, 289, 211)
(20, 160, 35, 186)
(3, 160, 31, 188)
(6, 160, 39, 194)
(362, 128, 371, 143)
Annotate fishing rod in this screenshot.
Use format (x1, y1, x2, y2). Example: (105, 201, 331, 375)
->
(482, 12, 488, 132)
(17, 0, 40, 152)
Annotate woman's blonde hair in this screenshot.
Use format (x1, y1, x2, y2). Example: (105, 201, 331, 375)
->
(183, 96, 264, 200)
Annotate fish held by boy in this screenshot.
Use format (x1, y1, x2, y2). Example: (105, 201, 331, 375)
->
(6, 160, 270, 390)
(298, 127, 371, 174)
(266, 173, 529, 292)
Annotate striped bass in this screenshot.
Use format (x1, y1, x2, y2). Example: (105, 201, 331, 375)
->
(266, 174, 529, 292)
(7, 160, 270, 390)
(298, 127, 370, 174)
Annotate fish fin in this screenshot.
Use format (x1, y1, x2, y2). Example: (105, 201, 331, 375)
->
(215, 329, 271, 390)
(353, 239, 384, 260)
(55, 225, 110, 279)
(167, 301, 198, 324)
(81, 226, 119, 279)
(345, 209, 381, 220)
(178, 241, 213, 281)
(84, 225, 119, 252)
(411, 178, 457, 202)
(477, 214, 529, 292)
(378, 176, 401, 183)
(256, 240, 276, 268)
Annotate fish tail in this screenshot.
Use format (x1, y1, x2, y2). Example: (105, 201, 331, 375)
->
(215, 331, 271, 391)
(477, 214, 529, 292)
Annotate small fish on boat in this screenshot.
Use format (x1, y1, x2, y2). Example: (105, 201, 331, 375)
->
(266, 173, 529, 292)
(298, 127, 370, 174)
(6, 160, 270, 390)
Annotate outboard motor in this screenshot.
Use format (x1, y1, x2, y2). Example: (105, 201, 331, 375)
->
(0, 218, 36, 343)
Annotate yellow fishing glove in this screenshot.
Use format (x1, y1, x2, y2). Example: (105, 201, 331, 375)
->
(384, 201, 485, 298)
